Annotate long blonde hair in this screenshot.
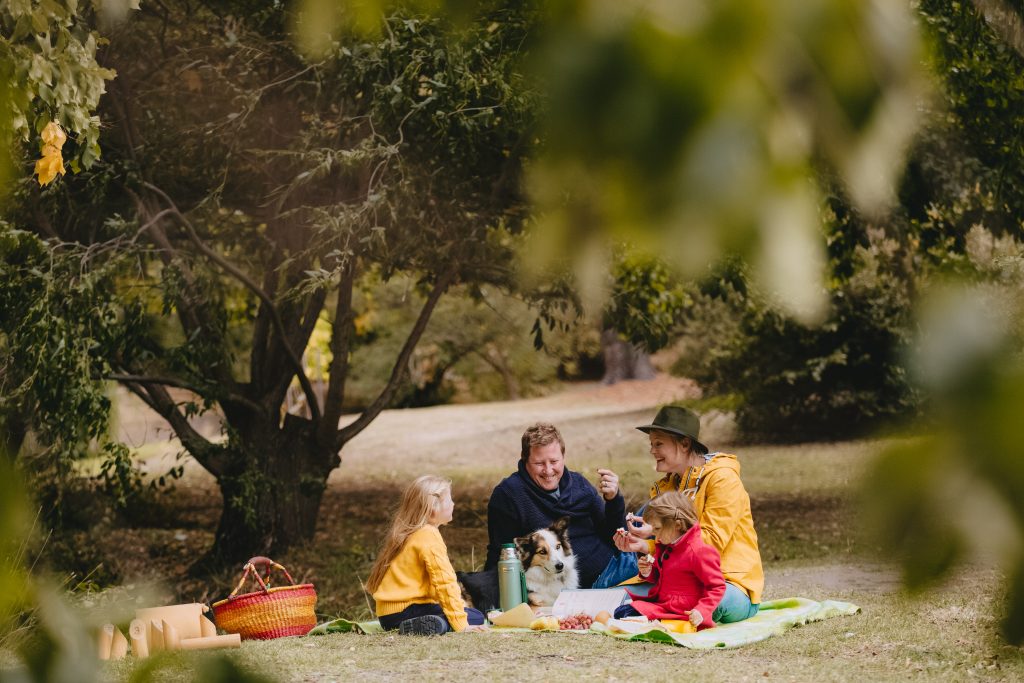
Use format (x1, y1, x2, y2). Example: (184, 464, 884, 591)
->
(366, 475, 451, 593)
(645, 491, 698, 534)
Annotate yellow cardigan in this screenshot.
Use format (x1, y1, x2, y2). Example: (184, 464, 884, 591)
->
(650, 454, 764, 603)
(372, 525, 468, 631)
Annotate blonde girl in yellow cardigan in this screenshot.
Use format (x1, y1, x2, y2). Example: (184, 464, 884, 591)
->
(367, 475, 486, 635)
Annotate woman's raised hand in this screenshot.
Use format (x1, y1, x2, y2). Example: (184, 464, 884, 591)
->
(613, 527, 649, 553)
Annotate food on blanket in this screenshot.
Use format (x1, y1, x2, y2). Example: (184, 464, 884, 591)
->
(492, 602, 536, 628)
(594, 610, 611, 625)
(557, 613, 594, 630)
(661, 619, 697, 634)
(529, 616, 561, 631)
(606, 618, 660, 635)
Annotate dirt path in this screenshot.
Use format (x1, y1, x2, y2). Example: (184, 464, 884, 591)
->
(329, 375, 708, 482)
(115, 375, 709, 485)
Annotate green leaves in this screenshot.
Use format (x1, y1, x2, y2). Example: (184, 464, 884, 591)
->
(604, 250, 688, 353)
(1, 0, 122, 180)
(0, 223, 125, 457)
(528, 0, 926, 324)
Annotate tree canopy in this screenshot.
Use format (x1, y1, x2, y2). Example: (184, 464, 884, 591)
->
(3, 1, 539, 564)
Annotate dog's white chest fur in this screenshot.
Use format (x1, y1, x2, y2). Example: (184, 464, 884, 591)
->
(523, 528, 579, 606)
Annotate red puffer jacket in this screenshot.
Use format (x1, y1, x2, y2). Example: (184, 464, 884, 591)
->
(626, 523, 726, 628)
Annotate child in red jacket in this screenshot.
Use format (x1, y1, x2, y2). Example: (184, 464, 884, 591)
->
(613, 491, 726, 629)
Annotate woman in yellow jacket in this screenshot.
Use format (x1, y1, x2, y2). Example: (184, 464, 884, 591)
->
(614, 405, 764, 623)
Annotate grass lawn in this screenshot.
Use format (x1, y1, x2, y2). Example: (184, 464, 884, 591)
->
(92, 437, 1024, 682)
(102, 568, 1023, 682)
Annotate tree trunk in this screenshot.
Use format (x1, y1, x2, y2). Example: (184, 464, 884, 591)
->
(600, 328, 657, 385)
(199, 414, 338, 570)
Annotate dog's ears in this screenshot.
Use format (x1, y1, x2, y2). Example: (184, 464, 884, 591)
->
(513, 534, 530, 558)
(550, 516, 570, 535)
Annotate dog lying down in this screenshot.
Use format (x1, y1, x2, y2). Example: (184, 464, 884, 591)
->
(457, 516, 580, 611)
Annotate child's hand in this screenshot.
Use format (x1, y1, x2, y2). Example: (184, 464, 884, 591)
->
(463, 624, 489, 633)
(637, 553, 654, 578)
(687, 609, 703, 628)
(625, 514, 653, 540)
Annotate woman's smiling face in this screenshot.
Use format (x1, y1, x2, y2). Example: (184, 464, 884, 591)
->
(649, 430, 688, 474)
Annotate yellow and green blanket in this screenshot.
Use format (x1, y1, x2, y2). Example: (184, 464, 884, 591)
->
(309, 597, 859, 650)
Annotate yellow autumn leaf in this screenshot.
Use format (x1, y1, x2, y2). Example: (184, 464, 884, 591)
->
(35, 122, 68, 186)
(35, 150, 65, 186)
(40, 121, 67, 149)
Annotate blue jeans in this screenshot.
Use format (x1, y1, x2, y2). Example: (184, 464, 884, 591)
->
(614, 604, 641, 619)
(712, 582, 759, 623)
(378, 603, 485, 632)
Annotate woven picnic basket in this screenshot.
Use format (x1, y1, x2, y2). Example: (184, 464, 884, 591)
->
(212, 556, 317, 640)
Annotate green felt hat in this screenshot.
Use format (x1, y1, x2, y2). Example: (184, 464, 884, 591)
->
(636, 405, 707, 452)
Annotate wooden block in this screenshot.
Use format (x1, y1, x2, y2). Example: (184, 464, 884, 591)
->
(177, 634, 241, 651)
(135, 604, 205, 640)
(97, 624, 114, 661)
(162, 619, 180, 651)
(199, 615, 217, 638)
(129, 619, 149, 658)
(110, 628, 129, 660)
(149, 620, 164, 653)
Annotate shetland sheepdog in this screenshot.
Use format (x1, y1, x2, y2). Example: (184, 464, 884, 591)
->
(458, 516, 580, 611)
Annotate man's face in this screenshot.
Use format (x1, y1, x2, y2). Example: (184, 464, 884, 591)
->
(525, 440, 565, 491)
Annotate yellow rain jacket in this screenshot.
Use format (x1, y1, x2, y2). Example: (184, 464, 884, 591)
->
(650, 454, 764, 603)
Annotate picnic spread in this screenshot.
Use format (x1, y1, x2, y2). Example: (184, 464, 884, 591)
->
(308, 596, 859, 650)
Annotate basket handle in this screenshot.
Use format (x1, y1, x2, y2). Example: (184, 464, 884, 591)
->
(227, 556, 299, 598)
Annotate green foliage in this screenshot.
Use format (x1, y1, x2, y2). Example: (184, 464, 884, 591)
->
(678, 227, 920, 443)
(337, 274, 567, 408)
(526, 0, 925, 324)
(0, 224, 119, 454)
(0, 0, 119, 175)
(864, 256, 1024, 642)
(603, 250, 688, 353)
(917, 0, 1024, 227)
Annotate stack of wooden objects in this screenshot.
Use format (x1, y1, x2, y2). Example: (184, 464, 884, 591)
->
(97, 603, 241, 661)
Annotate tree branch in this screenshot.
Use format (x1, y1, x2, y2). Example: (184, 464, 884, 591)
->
(250, 264, 277, 392)
(337, 269, 455, 447)
(121, 381, 230, 477)
(106, 374, 264, 415)
(142, 182, 322, 422)
(318, 257, 356, 445)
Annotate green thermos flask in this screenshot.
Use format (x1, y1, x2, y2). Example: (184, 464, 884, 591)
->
(497, 543, 528, 611)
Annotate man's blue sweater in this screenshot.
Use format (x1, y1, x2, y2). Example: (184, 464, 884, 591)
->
(485, 460, 626, 588)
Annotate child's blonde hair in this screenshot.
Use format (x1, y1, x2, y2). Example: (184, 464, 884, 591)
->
(645, 491, 698, 533)
(365, 475, 452, 593)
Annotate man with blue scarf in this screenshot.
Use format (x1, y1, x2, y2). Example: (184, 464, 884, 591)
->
(484, 423, 626, 588)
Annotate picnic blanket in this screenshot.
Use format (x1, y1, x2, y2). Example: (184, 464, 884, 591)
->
(595, 597, 859, 649)
(308, 597, 859, 650)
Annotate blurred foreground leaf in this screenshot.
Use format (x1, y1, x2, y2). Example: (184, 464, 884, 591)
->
(529, 0, 926, 323)
(865, 279, 1024, 643)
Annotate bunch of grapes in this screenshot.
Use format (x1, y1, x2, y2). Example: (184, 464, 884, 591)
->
(558, 613, 594, 630)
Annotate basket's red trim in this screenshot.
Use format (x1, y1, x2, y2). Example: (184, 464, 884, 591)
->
(213, 584, 316, 609)
(213, 594, 316, 618)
